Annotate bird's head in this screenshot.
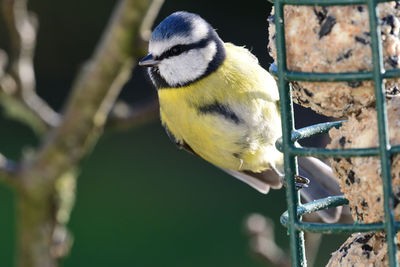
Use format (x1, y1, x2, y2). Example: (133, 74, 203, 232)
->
(139, 11, 226, 89)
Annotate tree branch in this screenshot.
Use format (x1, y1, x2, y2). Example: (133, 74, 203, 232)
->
(32, 0, 162, 173)
(0, 0, 60, 134)
(27, 0, 164, 178)
(14, 1, 164, 266)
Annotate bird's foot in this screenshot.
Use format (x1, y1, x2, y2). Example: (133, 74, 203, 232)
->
(279, 174, 310, 190)
(295, 175, 310, 190)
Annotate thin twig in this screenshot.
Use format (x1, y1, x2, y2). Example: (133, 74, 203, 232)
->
(1, 0, 60, 133)
(106, 0, 163, 130)
(139, 0, 164, 42)
(107, 98, 159, 131)
(245, 214, 290, 267)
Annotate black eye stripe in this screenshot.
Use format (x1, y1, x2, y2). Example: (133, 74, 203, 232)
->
(156, 38, 211, 61)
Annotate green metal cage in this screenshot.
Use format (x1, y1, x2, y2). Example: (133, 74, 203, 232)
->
(271, 0, 400, 266)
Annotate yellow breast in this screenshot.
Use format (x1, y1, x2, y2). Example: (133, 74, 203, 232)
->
(158, 43, 283, 172)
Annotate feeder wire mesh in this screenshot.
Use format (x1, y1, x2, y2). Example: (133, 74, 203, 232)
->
(272, 0, 400, 266)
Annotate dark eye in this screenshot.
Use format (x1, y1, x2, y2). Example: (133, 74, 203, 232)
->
(170, 45, 182, 56)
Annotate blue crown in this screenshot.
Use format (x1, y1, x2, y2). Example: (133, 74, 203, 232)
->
(150, 11, 205, 41)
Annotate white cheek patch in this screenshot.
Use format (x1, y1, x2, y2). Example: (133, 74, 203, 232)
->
(158, 41, 217, 87)
(149, 17, 209, 56)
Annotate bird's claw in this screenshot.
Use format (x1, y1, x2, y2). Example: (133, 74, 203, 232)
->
(295, 175, 310, 190)
(279, 174, 310, 190)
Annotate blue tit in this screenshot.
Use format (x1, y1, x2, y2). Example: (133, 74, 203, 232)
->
(139, 11, 342, 222)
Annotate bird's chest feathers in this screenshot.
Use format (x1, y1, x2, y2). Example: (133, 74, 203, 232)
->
(158, 87, 244, 148)
(158, 84, 281, 171)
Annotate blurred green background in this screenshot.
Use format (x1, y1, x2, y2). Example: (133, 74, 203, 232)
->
(0, 0, 347, 266)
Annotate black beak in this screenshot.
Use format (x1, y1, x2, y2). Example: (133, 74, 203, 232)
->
(138, 54, 160, 67)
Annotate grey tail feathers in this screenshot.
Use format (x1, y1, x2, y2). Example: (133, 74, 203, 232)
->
(220, 167, 282, 194)
(220, 157, 343, 223)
